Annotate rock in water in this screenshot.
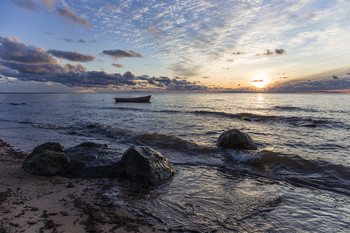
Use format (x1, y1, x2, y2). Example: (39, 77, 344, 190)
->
(65, 142, 121, 178)
(23, 142, 69, 176)
(120, 146, 175, 186)
(217, 129, 257, 150)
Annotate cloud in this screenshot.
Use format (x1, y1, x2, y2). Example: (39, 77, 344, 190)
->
(10, 0, 39, 10)
(256, 49, 287, 56)
(112, 63, 124, 68)
(269, 77, 350, 93)
(0, 36, 212, 91)
(169, 62, 201, 77)
(42, 0, 56, 8)
(0, 36, 57, 64)
(56, 7, 91, 28)
(232, 52, 245, 55)
(275, 49, 287, 55)
(102, 50, 143, 60)
(48, 49, 95, 62)
(106, 3, 122, 13)
(252, 79, 264, 82)
(332, 76, 339, 79)
(63, 38, 86, 43)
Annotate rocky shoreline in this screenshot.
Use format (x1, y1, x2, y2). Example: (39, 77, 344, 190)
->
(1, 129, 257, 232)
(0, 139, 166, 233)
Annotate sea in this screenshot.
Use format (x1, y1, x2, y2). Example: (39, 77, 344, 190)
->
(0, 92, 349, 232)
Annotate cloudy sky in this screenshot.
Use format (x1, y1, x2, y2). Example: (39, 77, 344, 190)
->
(1, 0, 350, 93)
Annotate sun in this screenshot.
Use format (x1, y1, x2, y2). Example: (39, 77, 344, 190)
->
(252, 74, 269, 88)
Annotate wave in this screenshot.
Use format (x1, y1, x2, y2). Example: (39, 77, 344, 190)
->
(192, 110, 341, 127)
(103, 106, 344, 128)
(68, 123, 213, 153)
(273, 105, 318, 112)
(228, 150, 350, 195)
(9, 102, 27, 106)
(133, 132, 214, 152)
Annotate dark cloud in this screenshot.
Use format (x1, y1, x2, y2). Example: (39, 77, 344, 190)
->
(0, 36, 57, 64)
(0, 37, 211, 91)
(256, 49, 287, 56)
(263, 50, 274, 56)
(64, 38, 74, 43)
(1, 60, 63, 75)
(232, 52, 245, 55)
(1, 61, 209, 90)
(57, 7, 91, 28)
(332, 76, 339, 79)
(0, 65, 19, 78)
(102, 50, 143, 59)
(112, 63, 124, 68)
(275, 49, 286, 55)
(63, 38, 86, 43)
(268, 77, 350, 93)
(166, 82, 208, 91)
(48, 49, 95, 62)
(10, 0, 39, 10)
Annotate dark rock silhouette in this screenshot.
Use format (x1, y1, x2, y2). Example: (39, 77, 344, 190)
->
(217, 129, 257, 150)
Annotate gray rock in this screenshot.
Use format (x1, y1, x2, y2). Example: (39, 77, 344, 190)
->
(65, 142, 121, 178)
(120, 145, 175, 186)
(23, 142, 69, 176)
(217, 129, 257, 150)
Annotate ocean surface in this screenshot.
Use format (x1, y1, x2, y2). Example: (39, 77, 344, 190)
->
(0, 92, 349, 232)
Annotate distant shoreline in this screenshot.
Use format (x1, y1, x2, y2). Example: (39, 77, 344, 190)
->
(0, 91, 349, 94)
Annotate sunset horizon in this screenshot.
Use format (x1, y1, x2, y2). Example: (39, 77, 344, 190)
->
(1, 0, 350, 93)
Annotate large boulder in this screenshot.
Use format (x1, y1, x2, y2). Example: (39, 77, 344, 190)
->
(23, 142, 69, 176)
(65, 142, 121, 178)
(119, 146, 175, 186)
(217, 129, 257, 150)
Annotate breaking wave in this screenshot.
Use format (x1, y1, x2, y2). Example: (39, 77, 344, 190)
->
(228, 150, 350, 195)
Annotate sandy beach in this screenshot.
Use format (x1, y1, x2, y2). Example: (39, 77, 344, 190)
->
(0, 139, 165, 233)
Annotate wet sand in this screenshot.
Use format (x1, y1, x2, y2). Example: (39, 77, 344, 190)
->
(0, 139, 165, 233)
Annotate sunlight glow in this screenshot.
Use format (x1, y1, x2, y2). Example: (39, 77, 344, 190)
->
(252, 74, 269, 88)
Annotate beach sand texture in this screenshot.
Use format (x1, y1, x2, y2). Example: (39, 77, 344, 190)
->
(0, 140, 164, 233)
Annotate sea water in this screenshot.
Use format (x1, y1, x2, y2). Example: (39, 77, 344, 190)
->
(0, 93, 349, 232)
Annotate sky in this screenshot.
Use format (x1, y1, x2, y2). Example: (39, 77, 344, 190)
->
(1, 0, 350, 93)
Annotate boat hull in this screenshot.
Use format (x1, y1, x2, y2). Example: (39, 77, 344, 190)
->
(115, 95, 151, 103)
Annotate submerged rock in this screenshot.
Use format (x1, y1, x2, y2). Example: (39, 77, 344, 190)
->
(217, 129, 257, 150)
(120, 145, 175, 186)
(65, 142, 121, 178)
(23, 142, 69, 176)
